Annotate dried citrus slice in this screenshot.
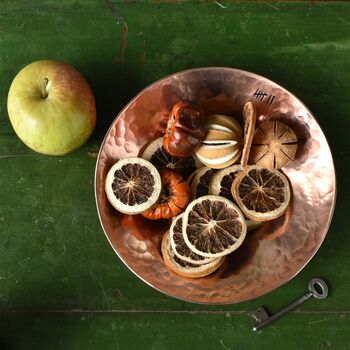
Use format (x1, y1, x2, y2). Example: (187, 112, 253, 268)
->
(105, 157, 161, 215)
(209, 165, 263, 230)
(209, 165, 243, 199)
(161, 231, 224, 278)
(140, 137, 201, 179)
(232, 165, 291, 221)
(182, 195, 247, 258)
(169, 214, 216, 265)
(187, 169, 197, 186)
(190, 166, 215, 199)
(246, 219, 263, 230)
(241, 102, 256, 167)
(249, 120, 298, 169)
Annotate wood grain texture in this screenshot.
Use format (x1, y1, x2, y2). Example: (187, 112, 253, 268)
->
(0, 1, 349, 348)
(1, 312, 350, 350)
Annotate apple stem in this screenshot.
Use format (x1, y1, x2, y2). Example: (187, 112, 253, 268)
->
(42, 78, 49, 98)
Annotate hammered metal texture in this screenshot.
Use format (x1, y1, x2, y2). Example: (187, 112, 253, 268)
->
(95, 68, 336, 304)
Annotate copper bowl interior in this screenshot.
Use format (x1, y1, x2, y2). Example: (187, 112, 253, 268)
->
(95, 68, 336, 304)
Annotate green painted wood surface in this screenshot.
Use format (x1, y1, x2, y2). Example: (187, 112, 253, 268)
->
(1, 313, 349, 350)
(0, 1, 349, 349)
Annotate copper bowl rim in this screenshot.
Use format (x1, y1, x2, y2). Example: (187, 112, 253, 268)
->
(94, 67, 337, 304)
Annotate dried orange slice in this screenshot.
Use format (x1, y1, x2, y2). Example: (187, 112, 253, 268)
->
(241, 102, 256, 167)
(187, 169, 197, 186)
(105, 157, 161, 215)
(246, 219, 264, 230)
(182, 195, 247, 258)
(209, 165, 262, 230)
(232, 165, 291, 221)
(249, 120, 298, 169)
(190, 166, 215, 199)
(169, 214, 216, 265)
(209, 165, 243, 199)
(140, 137, 201, 179)
(161, 231, 224, 278)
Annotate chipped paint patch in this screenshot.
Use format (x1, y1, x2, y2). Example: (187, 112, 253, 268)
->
(106, 0, 128, 65)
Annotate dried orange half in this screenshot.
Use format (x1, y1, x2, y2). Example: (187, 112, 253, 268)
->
(249, 120, 298, 169)
(169, 214, 216, 265)
(161, 231, 224, 278)
(105, 157, 161, 215)
(182, 195, 247, 258)
(232, 165, 291, 221)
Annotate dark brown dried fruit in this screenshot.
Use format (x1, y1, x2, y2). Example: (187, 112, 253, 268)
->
(140, 137, 201, 179)
(105, 157, 161, 215)
(190, 166, 215, 199)
(182, 195, 247, 258)
(113, 164, 155, 205)
(169, 214, 216, 265)
(163, 101, 205, 158)
(161, 231, 224, 278)
(209, 165, 243, 200)
(209, 165, 263, 230)
(249, 120, 298, 169)
(142, 169, 190, 220)
(232, 165, 291, 221)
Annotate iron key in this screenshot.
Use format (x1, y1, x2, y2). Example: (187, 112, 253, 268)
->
(251, 278, 328, 332)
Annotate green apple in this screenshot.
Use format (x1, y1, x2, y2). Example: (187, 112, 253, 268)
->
(7, 60, 96, 155)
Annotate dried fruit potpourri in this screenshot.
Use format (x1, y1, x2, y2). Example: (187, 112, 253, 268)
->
(182, 195, 247, 258)
(142, 168, 190, 220)
(161, 231, 224, 278)
(195, 115, 242, 169)
(189, 166, 215, 200)
(105, 157, 161, 215)
(163, 101, 205, 158)
(169, 213, 217, 265)
(209, 165, 263, 230)
(231, 165, 291, 221)
(140, 137, 201, 179)
(249, 120, 298, 169)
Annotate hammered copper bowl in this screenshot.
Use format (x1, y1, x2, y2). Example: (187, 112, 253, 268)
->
(95, 67, 336, 304)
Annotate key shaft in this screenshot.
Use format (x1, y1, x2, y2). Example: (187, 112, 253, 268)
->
(253, 292, 313, 332)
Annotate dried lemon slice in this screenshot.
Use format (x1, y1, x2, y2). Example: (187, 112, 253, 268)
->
(209, 165, 243, 199)
(105, 157, 161, 215)
(161, 231, 224, 278)
(232, 165, 291, 221)
(190, 166, 215, 199)
(209, 165, 263, 230)
(140, 137, 201, 179)
(169, 214, 216, 265)
(249, 120, 298, 169)
(182, 195, 247, 258)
